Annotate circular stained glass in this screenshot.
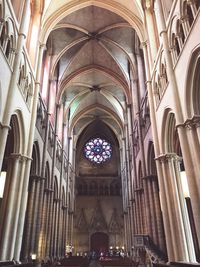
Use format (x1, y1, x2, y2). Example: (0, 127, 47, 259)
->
(84, 137, 112, 164)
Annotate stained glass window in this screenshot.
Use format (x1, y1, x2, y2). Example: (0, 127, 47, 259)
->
(84, 137, 112, 164)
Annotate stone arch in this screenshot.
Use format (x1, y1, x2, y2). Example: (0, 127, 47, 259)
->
(164, 111, 176, 153)
(6, 17, 17, 51)
(185, 45, 200, 118)
(160, 108, 176, 154)
(182, 0, 195, 27)
(53, 175, 59, 199)
(30, 141, 40, 175)
(62, 186, 66, 206)
(0, 20, 8, 48)
(147, 141, 157, 176)
(0, 113, 25, 257)
(13, 109, 26, 154)
(90, 232, 109, 253)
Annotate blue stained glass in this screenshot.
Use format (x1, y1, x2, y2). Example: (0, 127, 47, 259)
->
(84, 137, 112, 164)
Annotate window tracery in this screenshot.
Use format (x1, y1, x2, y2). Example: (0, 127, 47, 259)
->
(84, 137, 112, 164)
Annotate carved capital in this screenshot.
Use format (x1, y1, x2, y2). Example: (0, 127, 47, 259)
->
(142, 175, 157, 181)
(156, 153, 182, 163)
(30, 175, 46, 181)
(44, 188, 54, 193)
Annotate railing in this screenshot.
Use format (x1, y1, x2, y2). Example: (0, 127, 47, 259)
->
(133, 235, 167, 263)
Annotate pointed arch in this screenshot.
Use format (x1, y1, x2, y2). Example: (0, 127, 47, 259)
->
(40, 0, 145, 44)
(30, 141, 41, 175)
(185, 45, 200, 118)
(147, 141, 157, 176)
(9, 110, 25, 154)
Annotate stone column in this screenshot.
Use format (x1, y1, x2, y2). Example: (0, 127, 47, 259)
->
(39, 189, 49, 258)
(143, 3, 158, 67)
(57, 109, 66, 257)
(136, 52, 146, 99)
(159, 153, 195, 261)
(20, 176, 37, 260)
(0, 0, 30, 172)
(160, 0, 200, 251)
(12, 155, 29, 259)
(142, 41, 174, 260)
(151, 175, 166, 252)
(45, 188, 54, 257)
(184, 118, 200, 175)
(158, 155, 178, 260)
(143, 176, 156, 243)
(127, 105, 137, 237)
(122, 135, 132, 251)
(0, 154, 21, 260)
(13, 42, 46, 261)
(62, 206, 68, 256)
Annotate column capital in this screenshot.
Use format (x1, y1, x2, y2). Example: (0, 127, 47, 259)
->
(134, 187, 144, 194)
(142, 175, 157, 181)
(156, 153, 182, 163)
(180, 115, 200, 130)
(130, 198, 135, 203)
(30, 175, 46, 181)
(44, 188, 54, 193)
(0, 122, 11, 130)
(9, 153, 22, 160)
(54, 198, 61, 203)
(141, 40, 148, 48)
(39, 43, 47, 50)
(68, 210, 74, 215)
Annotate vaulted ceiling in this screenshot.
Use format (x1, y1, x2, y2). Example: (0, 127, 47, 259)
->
(42, 2, 145, 142)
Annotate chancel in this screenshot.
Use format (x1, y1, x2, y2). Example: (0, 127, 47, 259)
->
(0, 1, 200, 267)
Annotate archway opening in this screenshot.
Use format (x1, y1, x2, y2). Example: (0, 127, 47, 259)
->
(90, 232, 109, 254)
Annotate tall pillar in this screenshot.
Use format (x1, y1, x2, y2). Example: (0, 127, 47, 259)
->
(0, 154, 21, 260)
(142, 41, 174, 260)
(158, 153, 195, 261)
(151, 176, 166, 252)
(11, 156, 28, 259)
(127, 105, 137, 237)
(13, 42, 46, 261)
(136, 52, 146, 99)
(122, 134, 132, 251)
(156, 0, 200, 251)
(143, 3, 159, 67)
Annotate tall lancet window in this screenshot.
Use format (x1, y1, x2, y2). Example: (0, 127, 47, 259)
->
(84, 137, 112, 164)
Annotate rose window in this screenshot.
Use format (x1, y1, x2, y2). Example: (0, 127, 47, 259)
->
(84, 137, 112, 164)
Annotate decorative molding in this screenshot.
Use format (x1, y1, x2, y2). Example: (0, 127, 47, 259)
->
(156, 153, 182, 163)
(76, 208, 88, 232)
(30, 175, 46, 181)
(108, 208, 121, 233)
(90, 200, 107, 231)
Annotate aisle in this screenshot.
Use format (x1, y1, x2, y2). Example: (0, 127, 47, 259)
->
(89, 260, 102, 267)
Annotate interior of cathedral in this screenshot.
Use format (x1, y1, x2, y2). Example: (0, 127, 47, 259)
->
(0, 1, 200, 267)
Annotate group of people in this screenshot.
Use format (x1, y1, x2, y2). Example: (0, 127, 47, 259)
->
(88, 249, 126, 261)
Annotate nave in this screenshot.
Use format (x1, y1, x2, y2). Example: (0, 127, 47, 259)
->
(1, 0, 200, 267)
